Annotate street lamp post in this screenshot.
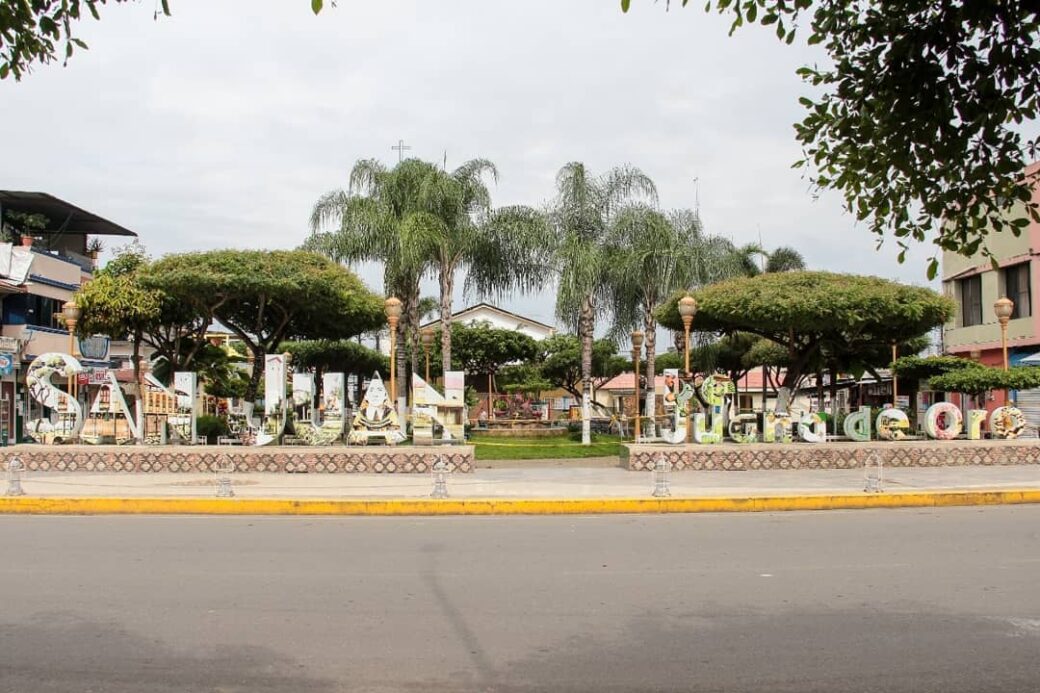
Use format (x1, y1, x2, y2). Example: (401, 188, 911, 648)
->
(678, 295, 698, 443)
(384, 297, 402, 409)
(891, 342, 898, 408)
(62, 300, 80, 401)
(61, 300, 81, 440)
(994, 296, 1015, 404)
(994, 297, 1014, 371)
(421, 327, 435, 384)
(631, 331, 644, 442)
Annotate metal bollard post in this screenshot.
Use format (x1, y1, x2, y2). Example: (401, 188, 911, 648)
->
(5, 457, 25, 497)
(863, 452, 884, 493)
(652, 456, 671, 498)
(216, 455, 235, 498)
(431, 458, 449, 499)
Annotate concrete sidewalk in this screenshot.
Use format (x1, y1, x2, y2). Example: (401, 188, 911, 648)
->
(8, 464, 1040, 499)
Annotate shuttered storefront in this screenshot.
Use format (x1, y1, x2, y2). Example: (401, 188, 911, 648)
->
(1015, 388, 1040, 436)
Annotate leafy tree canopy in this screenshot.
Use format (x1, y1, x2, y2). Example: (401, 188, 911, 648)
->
(656, 271, 954, 389)
(537, 334, 625, 402)
(891, 354, 983, 383)
(930, 366, 1040, 396)
(144, 249, 384, 400)
(623, 0, 1040, 270)
(441, 322, 538, 377)
(279, 339, 387, 377)
(76, 243, 212, 379)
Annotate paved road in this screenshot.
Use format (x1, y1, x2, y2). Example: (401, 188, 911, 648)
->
(1, 508, 1038, 692)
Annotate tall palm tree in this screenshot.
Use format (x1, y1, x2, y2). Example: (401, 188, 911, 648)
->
(607, 206, 744, 436)
(732, 242, 806, 276)
(307, 158, 436, 401)
(764, 246, 806, 273)
(308, 157, 550, 395)
(549, 162, 658, 445)
(404, 159, 550, 375)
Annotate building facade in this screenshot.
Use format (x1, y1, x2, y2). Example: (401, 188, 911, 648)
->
(0, 191, 139, 442)
(942, 162, 1040, 416)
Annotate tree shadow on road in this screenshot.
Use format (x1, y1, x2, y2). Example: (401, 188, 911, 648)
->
(494, 608, 1040, 693)
(0, 612, 338, 693)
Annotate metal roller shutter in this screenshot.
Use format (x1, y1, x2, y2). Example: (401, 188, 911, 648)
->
(1014, 389, 1040, 437)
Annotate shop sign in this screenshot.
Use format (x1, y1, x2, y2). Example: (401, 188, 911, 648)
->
(0, 353, 13, 376)
(0, 337, 20, 355)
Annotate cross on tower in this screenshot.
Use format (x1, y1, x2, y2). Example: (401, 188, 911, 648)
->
(391, 139, 412, 163)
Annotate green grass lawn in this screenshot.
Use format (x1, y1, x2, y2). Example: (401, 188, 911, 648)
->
(470, 431, 625, 460)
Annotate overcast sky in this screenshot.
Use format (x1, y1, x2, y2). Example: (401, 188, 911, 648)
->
(2, 0, 941, 329)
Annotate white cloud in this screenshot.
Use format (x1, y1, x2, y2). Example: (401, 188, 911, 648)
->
(1, 0, 941, 330)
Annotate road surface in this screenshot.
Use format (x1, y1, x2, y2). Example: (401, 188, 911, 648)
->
(1, 507, 1038, 692)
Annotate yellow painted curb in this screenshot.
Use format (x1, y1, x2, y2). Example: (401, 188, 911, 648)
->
(0, 490, 1039, 516)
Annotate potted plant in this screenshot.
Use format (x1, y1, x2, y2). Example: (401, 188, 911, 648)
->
(86, 236, 103, 260)
(2, 210, 48, 247)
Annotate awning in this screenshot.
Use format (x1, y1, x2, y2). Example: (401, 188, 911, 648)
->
(1018, 351, 1040, 365)
(0, 191, 137, 237)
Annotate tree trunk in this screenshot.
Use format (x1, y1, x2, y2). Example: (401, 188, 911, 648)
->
(132, 335, 144, 444)
(245, 347, 265, 403)
(643, 314, 656, 438)
(579, 294, 594, 446)
(406, 292, 420, 382)
(761, 365, 768, 412)
(440, 268, 454, 375)
(816, 365, 825, 412)
(828, 364, 839, 435)
(395, 318, 407, 405)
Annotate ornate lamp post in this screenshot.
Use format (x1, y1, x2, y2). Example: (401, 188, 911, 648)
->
(631, 330, 644, 442)
(994, 297, 1014, 371)
(62, 300, 81, 403)
(995, 296, 1015, 404)
(384, 297, 402, 407)
(421, 327, 435, 383)
(891, 342, 898, 408)
(678, 295, 698, 443)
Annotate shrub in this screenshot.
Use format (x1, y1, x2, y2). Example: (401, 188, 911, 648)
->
(196, 415, 229, 444)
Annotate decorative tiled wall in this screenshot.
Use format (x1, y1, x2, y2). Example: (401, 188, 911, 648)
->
(623, 440, 1040, 471)
(4, 445, 475, 474)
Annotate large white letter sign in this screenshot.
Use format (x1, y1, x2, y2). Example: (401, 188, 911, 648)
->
(25, 353, 85, 444)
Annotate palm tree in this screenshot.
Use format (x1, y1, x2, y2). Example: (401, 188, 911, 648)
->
(311, 158, 549, 388)
(549, 162, 658, 445)
(607, 206, 744, 436)
(406, 159, 550, 375)
(731, 243, 806, 276)
(307, 158, 436, 401)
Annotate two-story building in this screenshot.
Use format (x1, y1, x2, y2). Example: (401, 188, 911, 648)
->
(941, 161, 1040, 420)
(0, 191, 139, 441)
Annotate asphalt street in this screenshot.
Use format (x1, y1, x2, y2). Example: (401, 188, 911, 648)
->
(0, 507, 1038, 692)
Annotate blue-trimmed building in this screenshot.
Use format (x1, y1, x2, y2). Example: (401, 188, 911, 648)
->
(0, 191, 139, 442)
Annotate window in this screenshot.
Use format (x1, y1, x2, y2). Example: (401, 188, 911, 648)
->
(24, 295, 64, 329)
(1, 294, 64, 329)
(959, 275, 983, 327)
(1004, 262, 1032, 319)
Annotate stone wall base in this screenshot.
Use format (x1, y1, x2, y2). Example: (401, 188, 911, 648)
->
(4, 444, 475, 474)
(623, 440, 1040, 472)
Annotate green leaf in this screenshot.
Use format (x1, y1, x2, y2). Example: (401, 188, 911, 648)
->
(927, 258, 938, 280)
(621, 0, 631, 11)
(311, 0, 323, 14)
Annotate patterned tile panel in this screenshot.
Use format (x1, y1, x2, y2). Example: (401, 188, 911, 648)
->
(623, 440, 1040, 471)
(4, 445, 475, 474)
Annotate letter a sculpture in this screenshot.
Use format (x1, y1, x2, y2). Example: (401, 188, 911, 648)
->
(348, 372, 406, 445)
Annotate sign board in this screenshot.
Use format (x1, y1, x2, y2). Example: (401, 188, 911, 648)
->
(0, 353, 13, 377)
(0, 337, 20, 355)
(264, 354, 287, 415)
